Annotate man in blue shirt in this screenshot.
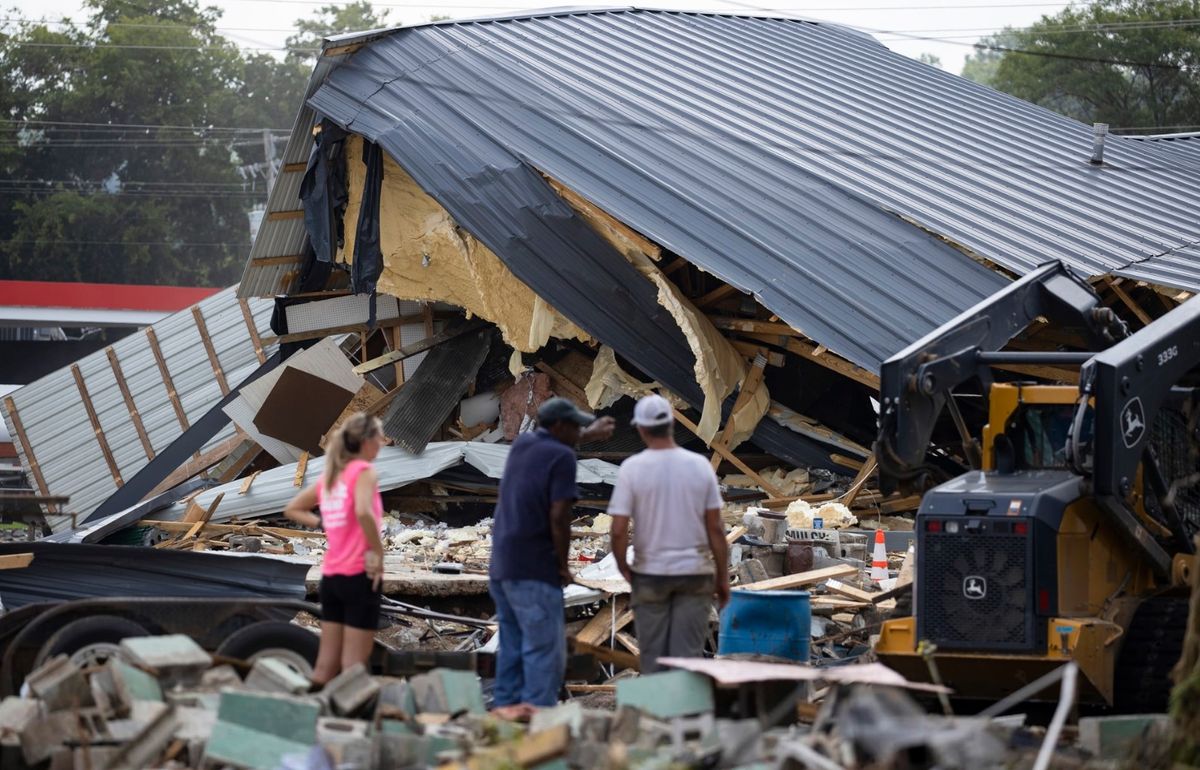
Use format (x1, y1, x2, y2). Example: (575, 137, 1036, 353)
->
(490, 397, 614, 711)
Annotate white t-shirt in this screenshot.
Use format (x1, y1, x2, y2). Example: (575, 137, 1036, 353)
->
(607, 446, 723, 575)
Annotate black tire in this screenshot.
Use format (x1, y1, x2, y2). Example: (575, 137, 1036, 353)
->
(35, 615, 149, 668)
(1113, 596, 1190, 713)
(216, 621, 320, 675)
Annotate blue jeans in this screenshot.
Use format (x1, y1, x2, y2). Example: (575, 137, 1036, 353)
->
(489, 579, 565, 706)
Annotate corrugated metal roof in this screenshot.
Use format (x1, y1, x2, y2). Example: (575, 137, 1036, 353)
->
(1, 288, 274, 529)
(157, 441, 620, 523)
(299, 8, 1200, 299)
(303, 9, 1007, 373)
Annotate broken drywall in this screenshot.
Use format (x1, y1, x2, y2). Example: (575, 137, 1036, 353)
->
(339, 135, 587, 353)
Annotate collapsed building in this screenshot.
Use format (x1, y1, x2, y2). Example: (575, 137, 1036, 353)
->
(3, 6, 1200, 646)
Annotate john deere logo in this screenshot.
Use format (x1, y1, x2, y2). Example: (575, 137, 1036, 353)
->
(1121, 397, 1146, 449)
(963, 575, 987, 600)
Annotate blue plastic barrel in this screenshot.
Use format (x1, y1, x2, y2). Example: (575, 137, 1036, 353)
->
(717, 589, 811, 662)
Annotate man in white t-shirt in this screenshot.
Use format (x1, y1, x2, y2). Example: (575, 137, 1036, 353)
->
(608, 394, 731, 673)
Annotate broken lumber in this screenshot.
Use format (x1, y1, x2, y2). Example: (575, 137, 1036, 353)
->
(824, 579, 877, 603)
(353, 320, 486, 375)
(575, 596, 632, 646)
(740, 563, 857, 592)
(0, 553, 34, 570)
(138, 520, 323, 540)
(672, 409, 785, 497)
(571, 639, 640, 671)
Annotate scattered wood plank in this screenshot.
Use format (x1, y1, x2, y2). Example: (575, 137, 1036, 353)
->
(443, 724, 570, 770)
(571, 639, 639, 671)
(145, 433, 247, 499)
(725, 525, 747, 544)
(709, 354, 767, 471)
(841, 452, 878, 508)
(824, 578, 877, 603)
(534, 361, 590, 409)
(0, 553, 34, 570)
(1105, 277, 1153, 326)
(239, 470, 262, 495)
(249, 255, 304, 267)
(759, 492, 836, 510)
(733, 330, 881, 390)
(740, 563, 857, 592)
(694, 283, 741, 309)
(565, 684, 616, 694)
(182, 493, 224, 540)
(729, 340, 785, 366)
(810, 596, 870, 609)
(576, 595, 632, 646)
(266, 209, 304, 221)
(615, 632, 640, 656)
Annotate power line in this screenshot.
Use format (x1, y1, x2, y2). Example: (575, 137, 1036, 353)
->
(0, 119, 288, 131)
(4, 239, 246, 246)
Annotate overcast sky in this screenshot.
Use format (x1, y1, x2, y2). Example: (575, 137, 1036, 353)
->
(10, 0, 1068, 75)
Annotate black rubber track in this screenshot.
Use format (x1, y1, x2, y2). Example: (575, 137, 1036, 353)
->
(1113, 596, 1190, 713)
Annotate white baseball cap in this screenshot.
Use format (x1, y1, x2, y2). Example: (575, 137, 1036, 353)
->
(631, 394, 674, 427)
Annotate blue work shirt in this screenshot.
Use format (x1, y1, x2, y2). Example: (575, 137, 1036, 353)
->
(490, 428, 579, 585)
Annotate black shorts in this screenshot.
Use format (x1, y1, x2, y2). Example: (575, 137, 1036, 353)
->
(319, 573, 381, 630)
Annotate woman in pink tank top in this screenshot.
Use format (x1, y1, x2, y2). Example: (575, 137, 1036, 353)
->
(284, 413, 387, 685)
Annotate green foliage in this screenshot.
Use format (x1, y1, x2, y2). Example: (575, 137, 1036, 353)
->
(960, 31, 1021, 87)
(986, 0, 1200, 129)
(917, 52, 942, 69)
(0, 0, 354, 286)
(285, 1, 390, 63)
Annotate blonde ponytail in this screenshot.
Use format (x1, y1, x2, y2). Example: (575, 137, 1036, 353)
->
(324, 412, 383, 492)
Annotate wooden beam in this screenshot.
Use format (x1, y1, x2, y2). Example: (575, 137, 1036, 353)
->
(353, 320, 487, 375)
(238, 299, 267, 364)
(1105, 277, 1153, 326)
(824, 578, 877, 603)
(281, 162, 307, 173)
(544, 175, 662, 260)
(672, 408, 785, 498)
(735, 330, 880, 390)
(258, 313, 428, 347)
(534, 361, 590, 409)
(576, 596, 633, 646)
(740, 563, 857, 591)
(71, 364, 123, 486)
(3, 397, 51, 498)
(570, 639, 639, 671)
(106, 347, 155, 461)
(239, 470, 263, 495)
(840, 452, 878, 508)
(729, 340, 784, 366)
(139, 519, 324, 540)
(0, 553, 33, 570)
(323, 42, 364, 57)
(250, 255, 304, 267)
(390, 327, 405, 387)
(145, 327, 190, 432)
(192, 307, 230, 395)
(694, 283, 741, 309)
(990, 363, 1080, 384)
(266, 209, 304, 221)
(215, 441, 262, 483)
(661, 256, 689, 276)
(710, 354, 767, 471)
(725, 525, 747, 544)
(294, 452, 309, 488)
(181, 493, 224, 543)
(145, 433, 247, 499)
(710, 316, 797, 336)
(422, 302, 435, 338)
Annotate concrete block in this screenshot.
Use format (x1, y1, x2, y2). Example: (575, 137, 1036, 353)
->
(407, 668, 485, 716)
(617, 670, 715, 719)
(375, 677, 417, 719)
(26, 655, 93, 712)
(0, 696, 40, 746)
(103, 703, 177, 770)
(21, 712, 78, 765)
(204, 690, 319, 770)
(531, 700, 584, 736)
(201, 664, 244, 689)
(167, 691, 221, 711)
(1078, 714, 1170, 757)
(119, 634, 211, 685)
(92, 660, 163, 718)
(379, 718, 414, 736)
(610, 705, 643, 744)
(73, 745, 120, 770)
(379, 732, 460, 768)
(322, 663, 380, 717)
(174, 705, 217, 743)
(245, 657, 312, 695)
(317, 716, 370, 744)
(324, 735, 380, 770)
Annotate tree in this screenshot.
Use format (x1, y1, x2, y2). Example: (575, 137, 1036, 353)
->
(0, 0, 306, 285)
(286, 2, 390, 63)
(986, 0, 1200, 129)
(917, 52, 942, 69)
(961, 31, 1021, 87)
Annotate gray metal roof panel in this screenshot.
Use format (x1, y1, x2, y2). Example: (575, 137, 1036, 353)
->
(1, 287, 274, 528)
(309, 12, 1006, 370)
(320, 10, 1200, 290)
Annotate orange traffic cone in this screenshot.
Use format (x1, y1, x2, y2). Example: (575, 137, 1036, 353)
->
(870, 529, 889, 582)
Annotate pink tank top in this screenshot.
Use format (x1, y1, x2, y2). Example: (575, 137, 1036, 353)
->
(317, 459, 384, 576)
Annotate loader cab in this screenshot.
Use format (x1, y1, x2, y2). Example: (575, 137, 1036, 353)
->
(981, 384, 1092, 473)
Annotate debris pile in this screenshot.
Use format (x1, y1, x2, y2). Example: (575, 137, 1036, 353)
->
(0, 634, 1161, 770)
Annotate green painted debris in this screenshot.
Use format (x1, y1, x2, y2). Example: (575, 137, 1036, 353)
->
(1078, 714, 1170, 757)
(114, 661, 163, 703)
(616, 670, 714, 719)
(204, 691, 319, 770)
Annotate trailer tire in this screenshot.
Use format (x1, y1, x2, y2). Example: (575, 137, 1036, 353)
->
(35, 615, 149, 669)
(216, 621, 319, 677)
